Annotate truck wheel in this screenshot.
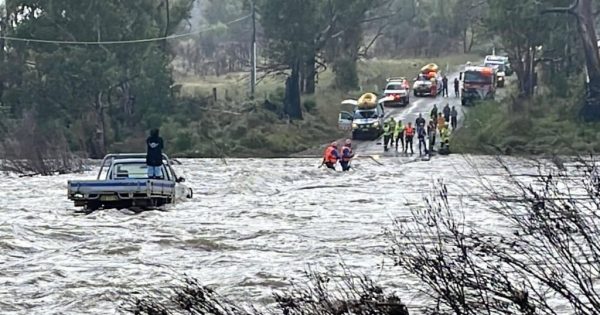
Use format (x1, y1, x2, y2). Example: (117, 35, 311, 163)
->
(352, 131, 358, 140)
(413, 91, 417, 97)
(86, 201, 101, 211)
(187, 189, 193, 199)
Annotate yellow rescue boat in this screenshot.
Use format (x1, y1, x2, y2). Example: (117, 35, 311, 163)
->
(420, 63, 439, 74)
(357, 93, 378, 109)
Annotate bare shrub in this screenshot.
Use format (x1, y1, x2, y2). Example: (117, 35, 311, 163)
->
(124, 266, 409, 315)
(387, 158, 600, 314)
(0, 111, 83, 176)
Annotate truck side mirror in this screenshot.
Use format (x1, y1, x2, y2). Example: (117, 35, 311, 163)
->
(176, 177, 185, 183)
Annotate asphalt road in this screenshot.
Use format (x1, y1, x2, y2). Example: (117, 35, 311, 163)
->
(352, 78, 465, 157)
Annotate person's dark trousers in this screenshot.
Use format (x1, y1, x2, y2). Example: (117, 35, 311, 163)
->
(418, 138, 427, 155)
(451, 117, 458, 129)
(431, 134, 436, 146)
(454, 88, 459, 97)
(384, 135, 393, 151)
(443, 87, 448, 97)
(395, 133, 404, 151)
(340, 161, 351, 171)
(444, 115, 450, 122)
(405, 136, 414, 154)
(325, 162, 336, 170)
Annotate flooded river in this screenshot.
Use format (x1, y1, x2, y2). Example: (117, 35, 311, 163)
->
(0, 155, 557, 314)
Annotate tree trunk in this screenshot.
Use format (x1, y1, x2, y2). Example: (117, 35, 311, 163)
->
(305, 55, 316, 94)
(462, 28, 468, 54)
(284, 61, 303, 120)
(90, 92, 107, 159)
(576, 0, 600, 121)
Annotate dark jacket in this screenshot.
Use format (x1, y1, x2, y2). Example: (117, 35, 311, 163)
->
(443, 106, 451, 118)
(416, 116, 426, 128)
(454, 79, 460, 90)
(451, 108, 458, 118)
(146, 135, 164, 166)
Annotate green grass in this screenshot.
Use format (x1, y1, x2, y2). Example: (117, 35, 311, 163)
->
(171, 54, 482, 157)
(452, 88, 600, 156)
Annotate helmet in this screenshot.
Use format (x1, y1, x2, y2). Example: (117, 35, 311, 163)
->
(331, 141, 338, 147)
(345, 139, 352, 145)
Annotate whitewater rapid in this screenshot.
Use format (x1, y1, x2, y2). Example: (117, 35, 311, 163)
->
(0, 156, 556, 314)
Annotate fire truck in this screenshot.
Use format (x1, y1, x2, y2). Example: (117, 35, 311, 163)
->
(460, 66, 496, 106)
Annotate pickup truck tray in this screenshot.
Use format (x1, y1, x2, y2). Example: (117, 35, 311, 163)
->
(68, 179, 176, 201)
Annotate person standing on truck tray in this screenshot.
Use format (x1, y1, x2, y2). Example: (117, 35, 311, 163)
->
(443, 103, 451, 122)
(404, 122, 415, 154)
(417, 124, 428, 156)
(146, 128, 164, 179)
(383, 117, 396, 152)
(451, 106, 458, 130)
(454, 78, 460, 97)
(340, 139, 354, 171)
(394, 119, 404, 152)
(322, 142, 340, 170)
(437, 113, 446, 132)
(442, 76, 449, 97)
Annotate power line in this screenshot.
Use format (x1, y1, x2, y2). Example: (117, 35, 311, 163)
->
(0, 14, 251, 45)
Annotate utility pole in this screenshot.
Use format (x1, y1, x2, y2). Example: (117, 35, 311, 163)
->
(250, 0, 256, 99)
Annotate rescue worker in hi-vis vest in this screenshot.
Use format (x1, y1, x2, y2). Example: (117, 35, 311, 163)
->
(340, 139, 354, 171)
(322, 141, 340, 170)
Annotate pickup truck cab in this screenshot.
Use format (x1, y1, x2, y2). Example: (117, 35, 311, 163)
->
(68, 153, 193, 211)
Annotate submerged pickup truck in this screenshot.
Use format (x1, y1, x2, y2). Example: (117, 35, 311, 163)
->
(67, 153, 193, 211)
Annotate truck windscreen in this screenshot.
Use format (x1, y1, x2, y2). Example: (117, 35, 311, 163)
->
(464, 71, 492, 84)
(355, 110, 378, 119)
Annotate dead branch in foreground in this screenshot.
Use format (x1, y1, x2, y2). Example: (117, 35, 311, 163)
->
(123, 266, 409, 315)
(387, 158, 600, 315)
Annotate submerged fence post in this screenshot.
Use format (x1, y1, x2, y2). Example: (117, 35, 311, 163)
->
(212, 87, 217, 102)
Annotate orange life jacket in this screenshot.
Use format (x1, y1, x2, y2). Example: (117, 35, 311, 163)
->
(341, 145, 352, 162)
(404, 126, 415, 137)
(437, 117, 446, 129)
(324, 146, 338, 163)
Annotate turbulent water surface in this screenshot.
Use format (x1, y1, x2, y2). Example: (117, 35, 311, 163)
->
(0, 155, 561, 314)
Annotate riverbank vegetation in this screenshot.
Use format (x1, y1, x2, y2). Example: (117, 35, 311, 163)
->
(125, 158, 600, 314)
(453, 81, 600, 155)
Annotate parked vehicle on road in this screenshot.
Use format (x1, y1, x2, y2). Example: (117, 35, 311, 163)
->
(338, 93, 386, 140)
(68, 153, 193, 211)
(460, 66, 496, 106)
(413, 63, 442, 97)
(382, 77, 410, 107)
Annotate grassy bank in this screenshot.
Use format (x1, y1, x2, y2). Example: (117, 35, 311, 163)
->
(163, 54, 479, 158)
(452, 84, 600, 155)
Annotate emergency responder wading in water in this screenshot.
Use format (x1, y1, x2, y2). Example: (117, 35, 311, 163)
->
(340, 139, 355, 171)
(322, 142, 340, 170)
